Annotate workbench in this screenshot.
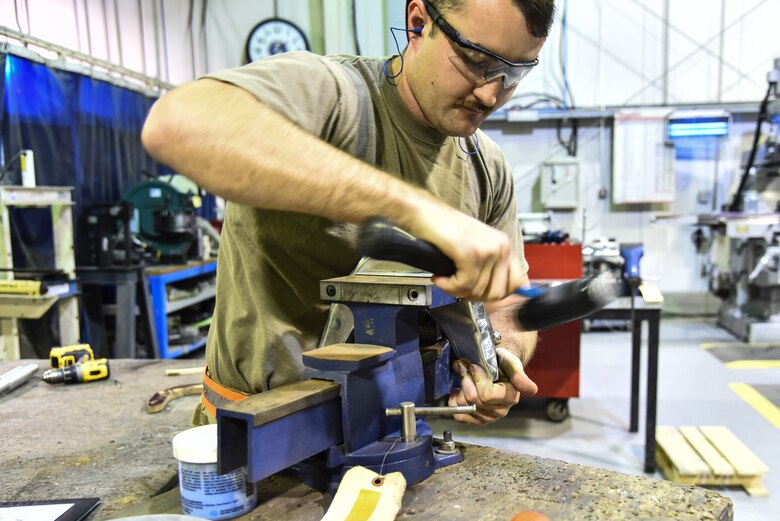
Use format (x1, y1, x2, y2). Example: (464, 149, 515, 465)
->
(0, 360, 732, 521)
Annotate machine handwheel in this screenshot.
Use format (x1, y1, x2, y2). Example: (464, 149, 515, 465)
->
(545, 399, 569, 422)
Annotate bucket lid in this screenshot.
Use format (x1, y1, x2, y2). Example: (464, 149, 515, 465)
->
(172, 424, 218, 464)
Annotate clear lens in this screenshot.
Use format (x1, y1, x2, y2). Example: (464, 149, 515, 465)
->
(449, 52, 535, 89)
(484, 65, 534, 89)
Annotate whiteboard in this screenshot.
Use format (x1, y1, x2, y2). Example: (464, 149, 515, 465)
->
(613, 109, 675, 204)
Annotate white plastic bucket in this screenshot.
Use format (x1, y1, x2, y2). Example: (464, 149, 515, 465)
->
(172, 424, 257, 520)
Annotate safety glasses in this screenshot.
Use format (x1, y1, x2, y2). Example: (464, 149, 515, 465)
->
(421, 0, 538, 88)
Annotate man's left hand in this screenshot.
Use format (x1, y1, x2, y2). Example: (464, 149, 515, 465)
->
(448, 347, 539, 425)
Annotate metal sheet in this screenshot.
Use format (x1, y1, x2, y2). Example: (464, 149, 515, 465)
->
(428, 301, 499, 381)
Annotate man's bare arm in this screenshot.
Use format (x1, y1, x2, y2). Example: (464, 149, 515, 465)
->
(141, 79, 522, 301)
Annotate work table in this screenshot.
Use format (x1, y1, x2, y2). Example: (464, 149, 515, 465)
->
(1, 360, 733, 520)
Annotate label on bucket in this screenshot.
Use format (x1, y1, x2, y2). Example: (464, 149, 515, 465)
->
(178, 461, 257, 520)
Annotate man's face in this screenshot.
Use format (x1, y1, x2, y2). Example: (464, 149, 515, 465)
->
(403, 0, 546, 137)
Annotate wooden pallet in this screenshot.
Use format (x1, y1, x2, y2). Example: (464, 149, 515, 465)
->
(656, 426, 769, 496)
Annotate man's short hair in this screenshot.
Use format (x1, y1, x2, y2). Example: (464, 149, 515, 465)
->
(422, 0, 556, 39)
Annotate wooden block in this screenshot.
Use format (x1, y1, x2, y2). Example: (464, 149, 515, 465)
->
(304, 344, 393, 362)
(678, 426, 734, 477)
(656, 425, 770, 497)
(699, 426, 769, 477)
(639, 284, 664, 303)
(656, 426, 710, 475)
(221, 379, 341, 426)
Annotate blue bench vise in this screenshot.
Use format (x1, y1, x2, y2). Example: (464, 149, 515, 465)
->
(216, 264, 476, 492)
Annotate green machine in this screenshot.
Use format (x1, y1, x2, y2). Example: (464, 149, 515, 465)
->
(123, 178, 202, 262)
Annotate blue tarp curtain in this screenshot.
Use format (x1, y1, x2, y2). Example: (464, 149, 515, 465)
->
(0, 52, 215, 269)
(1, 52, 218, 356)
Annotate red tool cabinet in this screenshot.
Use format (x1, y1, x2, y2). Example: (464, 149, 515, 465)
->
(523, 244, 582, 400)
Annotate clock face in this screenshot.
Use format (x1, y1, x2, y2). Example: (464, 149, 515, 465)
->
(246, 18, 310, 62)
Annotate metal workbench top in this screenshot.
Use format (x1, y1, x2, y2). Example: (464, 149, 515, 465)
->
(0, 360, 732, 520)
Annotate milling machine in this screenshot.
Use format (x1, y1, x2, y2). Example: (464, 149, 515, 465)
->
(697, 57, 780, 342)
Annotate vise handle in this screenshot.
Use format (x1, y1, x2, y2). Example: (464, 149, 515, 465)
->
(386, 402, 476, 442)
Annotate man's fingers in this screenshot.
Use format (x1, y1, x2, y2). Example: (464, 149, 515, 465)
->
(433, 256, 495, 300)
(506, 256, 524, 297)
(424, 219, 516, 301)
(496, 347, 538, 396)
(479, 256, 509, 302)
(453, 361, 480, 405)
(449, 390, 503, 425)
(453, 359, 521, 413)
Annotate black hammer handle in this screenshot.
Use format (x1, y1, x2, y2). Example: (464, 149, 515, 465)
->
(357, 217, 456, 275)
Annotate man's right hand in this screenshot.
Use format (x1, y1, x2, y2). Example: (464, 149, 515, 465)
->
(404, 204, 523, 302)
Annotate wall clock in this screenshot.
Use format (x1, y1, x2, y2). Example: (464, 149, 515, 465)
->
(245, 18, 311, 62)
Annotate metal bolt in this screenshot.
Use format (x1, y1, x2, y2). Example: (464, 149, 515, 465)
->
(437, 430, 457, 455)
(326, 284, 336, 297)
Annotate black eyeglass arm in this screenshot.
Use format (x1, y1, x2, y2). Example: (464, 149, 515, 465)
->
(422, 0, 538, 68)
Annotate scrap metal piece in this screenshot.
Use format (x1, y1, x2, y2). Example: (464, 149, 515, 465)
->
(319, 303, 355, 347)
(147, 383, 204, 413)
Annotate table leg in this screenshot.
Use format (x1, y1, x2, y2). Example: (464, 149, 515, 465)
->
(137, 269, 160, 359)
(115, 282, 136, 358)
(630, 317, 641, 433)
(644, 312, 660, 473)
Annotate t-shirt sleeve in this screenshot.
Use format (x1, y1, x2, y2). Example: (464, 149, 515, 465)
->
(201, 52, 365, 150)
(477, 132, 529, 277)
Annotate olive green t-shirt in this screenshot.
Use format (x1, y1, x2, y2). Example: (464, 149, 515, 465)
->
(200, 52, 526, 403)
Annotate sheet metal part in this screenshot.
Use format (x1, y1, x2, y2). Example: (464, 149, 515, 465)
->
(427, 301, 500, 381)
(319, 303, 355, 346)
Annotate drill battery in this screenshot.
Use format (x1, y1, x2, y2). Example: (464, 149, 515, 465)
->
(42, 358, 110, 385)
(49, 344, 94, 368)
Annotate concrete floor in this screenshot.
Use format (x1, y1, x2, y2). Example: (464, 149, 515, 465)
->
(428, 318, 780, 521)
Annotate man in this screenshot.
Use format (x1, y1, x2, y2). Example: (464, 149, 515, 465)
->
(142, 0, 555, 426)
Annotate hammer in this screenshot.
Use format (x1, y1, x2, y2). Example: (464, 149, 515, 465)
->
(357, 217, 619, 333)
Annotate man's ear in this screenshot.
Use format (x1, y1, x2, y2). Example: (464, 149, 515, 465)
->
(406, 0, 427, 40)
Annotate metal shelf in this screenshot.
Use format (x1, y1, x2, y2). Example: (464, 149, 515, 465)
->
(147, 261, 217, 359)
(0, 294, 58, 319)
(165, 336, 208, 359)
(0, 186, 80, 360)
(0, 279, 82, 319)
(167, 286, 216, 314)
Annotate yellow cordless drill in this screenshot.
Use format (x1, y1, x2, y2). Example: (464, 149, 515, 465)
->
(42, 358, 110, 384)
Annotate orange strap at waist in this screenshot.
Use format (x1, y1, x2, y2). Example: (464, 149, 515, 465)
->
(201, 367, 250, 417)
